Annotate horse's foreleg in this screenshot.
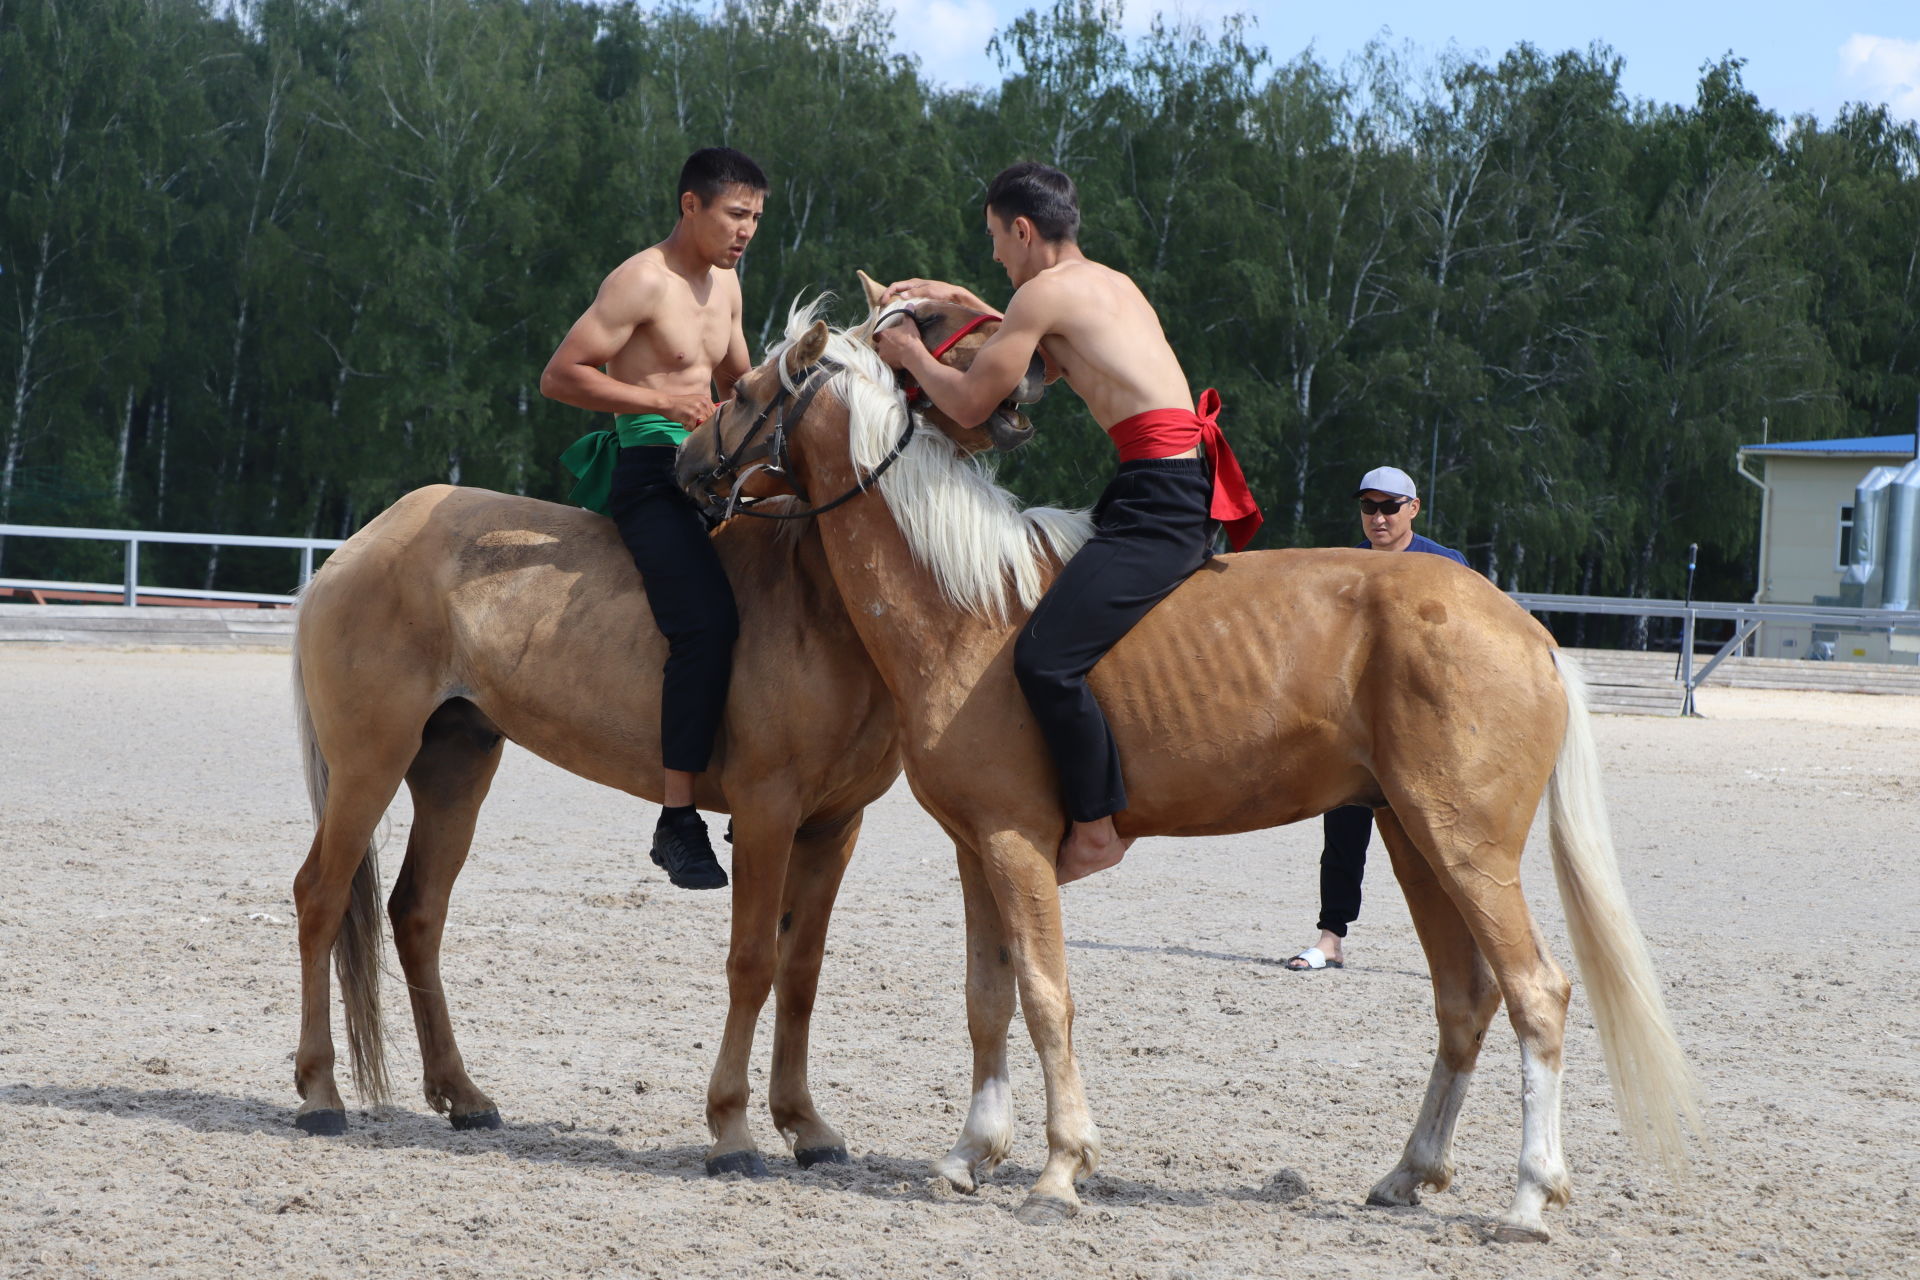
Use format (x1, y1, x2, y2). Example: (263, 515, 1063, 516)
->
(979, 830, 1099, 1224)
(931, 839, 1017, 1194)
(390, 706, 505, 1130)
(1387, 795, 1572, 1243)
(291, 766, 405, 1134)
(703, 803, 798, 1177)
(1367, 807, 1503, 1208)
(765, 811, 861, 1168)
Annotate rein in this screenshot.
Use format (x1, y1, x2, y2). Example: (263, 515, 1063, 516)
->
(700, 358, 917, 523)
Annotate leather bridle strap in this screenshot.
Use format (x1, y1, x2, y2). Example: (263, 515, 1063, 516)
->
(873, 304, 1002, 405)
(724, 388, 919, 522)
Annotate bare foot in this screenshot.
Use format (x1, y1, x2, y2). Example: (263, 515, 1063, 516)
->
(1056, 820, 1134, 884)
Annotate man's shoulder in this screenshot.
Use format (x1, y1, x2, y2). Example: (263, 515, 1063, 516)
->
(1409, 533, 1469, 565)
(606, 246, 675, 289)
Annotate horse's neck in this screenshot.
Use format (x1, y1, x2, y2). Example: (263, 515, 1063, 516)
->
(812, 471, 1013, 716)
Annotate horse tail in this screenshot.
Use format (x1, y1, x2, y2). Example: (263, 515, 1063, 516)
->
(291, 594, 392, 1107)
(1546, 650, 1701, 1176)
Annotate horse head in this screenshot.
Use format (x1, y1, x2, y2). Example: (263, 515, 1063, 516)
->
(676, 319, 836, 520)
(857, 269, 1044, 454)
(678, 282, 1047, 522)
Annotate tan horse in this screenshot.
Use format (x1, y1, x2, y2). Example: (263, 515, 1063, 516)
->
(677, 295, 1701, 1240)
(288, 485, 903, 1175)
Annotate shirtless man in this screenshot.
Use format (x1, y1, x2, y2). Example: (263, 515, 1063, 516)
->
(875, 161, 1262, 884)
(540, 146, 766, 890)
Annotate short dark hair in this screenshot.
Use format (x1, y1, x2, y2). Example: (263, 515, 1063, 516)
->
(677, 147, 768, 206)
(984, 162, 1079, 243)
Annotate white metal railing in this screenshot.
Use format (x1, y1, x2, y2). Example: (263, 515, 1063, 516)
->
(0, 523, 345, 607)
(1509, 592, 1920, 714)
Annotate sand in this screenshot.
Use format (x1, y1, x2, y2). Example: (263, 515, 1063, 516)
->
(2, 646, 1916, 1279)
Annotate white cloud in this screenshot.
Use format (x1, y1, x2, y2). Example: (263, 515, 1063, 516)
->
(889, 0, 1003, 88)
(1838, 33, 1920, 121)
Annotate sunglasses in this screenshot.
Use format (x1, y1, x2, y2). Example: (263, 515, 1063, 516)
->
(1359, 498, 1410, 516)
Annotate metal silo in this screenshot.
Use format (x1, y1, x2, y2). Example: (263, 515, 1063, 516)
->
(1882, 456, 1920, 611)
(1845, 466, 1899, 607)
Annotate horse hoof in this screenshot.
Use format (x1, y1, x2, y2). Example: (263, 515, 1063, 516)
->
(450, 1109, 501, 1131)
(795, 1145, 850, 1170)
(705, 1150, 771, 1178)
(930, 1157, 977, 1194)
(1366, 1174, 1422, 1207)
(1012, 1194, 1077, 1226)
(1490, 1221, 1551, 1245)
(293, 1109, 347, 1136)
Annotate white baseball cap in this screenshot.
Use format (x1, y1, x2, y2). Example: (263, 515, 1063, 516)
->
(1353, 465, 1417, 501)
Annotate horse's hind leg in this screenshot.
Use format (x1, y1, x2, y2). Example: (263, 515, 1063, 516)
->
(704, 798, 801, 1176)
(1386, 792, 1572, 1242)
(1367, 806, 1503, 1208)
(293, 755, 412, 1133)
(765, 810, 861, 1168)
(389, 698, 505, 1129)
(931, 838, 1017, 1194)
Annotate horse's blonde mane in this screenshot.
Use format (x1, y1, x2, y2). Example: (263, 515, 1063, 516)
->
(768, 296, 1091, 622)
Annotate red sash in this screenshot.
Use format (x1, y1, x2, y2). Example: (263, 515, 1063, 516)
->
(1106, 388, 1263, 550)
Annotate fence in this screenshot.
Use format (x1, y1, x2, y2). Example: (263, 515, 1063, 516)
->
(0, 523, 344, 607)
(1510, 593, 1920, 714)
(6, 524, 1920, 713)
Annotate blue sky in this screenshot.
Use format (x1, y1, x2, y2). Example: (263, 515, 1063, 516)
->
(882, 1, 1920, 125)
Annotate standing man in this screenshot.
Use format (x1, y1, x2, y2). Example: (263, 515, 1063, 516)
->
(875, 161, 1262, 885)
(540, 147, 767, 890)
(1286, 465, 1468, 971)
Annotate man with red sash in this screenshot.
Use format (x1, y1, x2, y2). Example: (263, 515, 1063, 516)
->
(876, 161, 1262, 884)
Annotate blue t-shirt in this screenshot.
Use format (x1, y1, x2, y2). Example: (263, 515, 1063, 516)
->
(1354, 532, 1469, 566)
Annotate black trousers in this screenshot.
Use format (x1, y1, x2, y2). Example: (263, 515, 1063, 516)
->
(1014, 458, 1213, 823)
(1317, 804, 1375, 936)
(608, 445, 739, 774)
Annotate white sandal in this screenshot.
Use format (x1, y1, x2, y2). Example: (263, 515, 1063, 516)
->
(1285, 946, 1344, 971)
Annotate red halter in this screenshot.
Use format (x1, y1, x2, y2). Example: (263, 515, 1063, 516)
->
(903, 312, 1001, 404)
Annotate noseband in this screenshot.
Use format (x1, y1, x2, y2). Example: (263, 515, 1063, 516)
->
(692, 357, 918, 522)
(692, 308, 1005, 523)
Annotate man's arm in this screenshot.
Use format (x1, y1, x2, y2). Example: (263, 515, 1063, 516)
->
(873, 285, 1051, 429)
(539, 267, 715, 426)
(714, 275, 751, 404)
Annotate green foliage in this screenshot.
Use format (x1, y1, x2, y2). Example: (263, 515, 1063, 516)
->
(2, 0, 1913, 609)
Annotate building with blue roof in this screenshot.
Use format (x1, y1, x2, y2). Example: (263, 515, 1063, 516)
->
(1736, 430, 1920, 663)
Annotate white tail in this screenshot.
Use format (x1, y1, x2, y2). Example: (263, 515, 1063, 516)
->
(1547, 651, 1703, 1175)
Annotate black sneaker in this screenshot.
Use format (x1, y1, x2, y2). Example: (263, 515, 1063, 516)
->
(650, 812, 729, 890)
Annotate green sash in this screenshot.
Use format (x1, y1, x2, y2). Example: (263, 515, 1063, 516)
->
(559, 413, 684, 516)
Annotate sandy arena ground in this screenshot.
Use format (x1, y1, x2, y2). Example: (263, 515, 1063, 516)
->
(2, 646, 1917, 1279)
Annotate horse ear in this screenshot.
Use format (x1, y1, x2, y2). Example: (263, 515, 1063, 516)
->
(783, 320, 830, 377)
(856, 269, 886, 309)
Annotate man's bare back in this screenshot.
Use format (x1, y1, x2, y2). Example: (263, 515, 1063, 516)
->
(875, 232, 1195, 449)
(1000, 258, 1194, 432)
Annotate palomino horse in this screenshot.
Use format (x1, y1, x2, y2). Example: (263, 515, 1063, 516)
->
(288, 485, 904, 1174)
(677, 294, 1701, 1240)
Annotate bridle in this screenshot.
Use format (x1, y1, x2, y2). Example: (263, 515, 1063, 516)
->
(690, 306, 1002, 523)
(873, 304, 1001, 404)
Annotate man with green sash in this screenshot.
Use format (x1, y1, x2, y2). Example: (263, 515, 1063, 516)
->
(540, 147, 767, 890)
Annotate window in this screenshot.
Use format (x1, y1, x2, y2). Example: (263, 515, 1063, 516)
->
(1838, 503, 1855, 570)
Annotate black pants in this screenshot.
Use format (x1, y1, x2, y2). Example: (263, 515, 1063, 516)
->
(1317, 805, 1374, 936)
(1014, 458, 1213, 823)
(608, 445, 739, 774)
